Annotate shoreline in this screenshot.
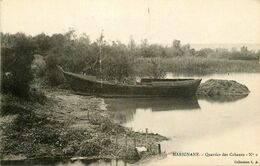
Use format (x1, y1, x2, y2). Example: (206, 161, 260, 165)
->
(0, 89, 168, 164)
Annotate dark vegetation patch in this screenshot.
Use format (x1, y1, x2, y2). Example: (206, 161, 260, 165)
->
(1, 99, 64, 158)
(197, 79, 250, 102)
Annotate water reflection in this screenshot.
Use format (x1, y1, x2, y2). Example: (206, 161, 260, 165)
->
(130, 73, 260, 165)
(198, 94, 248, 103)
(106, 97, 200, 124)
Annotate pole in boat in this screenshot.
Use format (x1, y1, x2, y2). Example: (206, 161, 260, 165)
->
(99, 29, 104, 88)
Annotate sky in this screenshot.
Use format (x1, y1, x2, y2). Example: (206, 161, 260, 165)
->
(1, 0, 260, 45)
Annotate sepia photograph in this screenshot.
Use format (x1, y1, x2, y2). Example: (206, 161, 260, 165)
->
(0, 0, 260, 165)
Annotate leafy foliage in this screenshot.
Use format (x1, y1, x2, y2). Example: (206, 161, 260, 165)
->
(1, 33, 36, 97)
(1, 31, 260, 92)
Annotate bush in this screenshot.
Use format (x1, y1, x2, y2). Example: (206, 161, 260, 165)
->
(134, 58, 166, 78)
(31, 54, 46, 77)
(1, 33, 35, 98)
(102, 54, 135, 82)
(45, 55, 65, 86)
(29, 88, 47, 104)
(147, 59, 166, 78)
(78, 139, 102, 156)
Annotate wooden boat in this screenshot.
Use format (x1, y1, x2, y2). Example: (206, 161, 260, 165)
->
(59, 67, 201, 98)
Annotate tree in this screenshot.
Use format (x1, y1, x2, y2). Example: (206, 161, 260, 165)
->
(172, 40, 184, 57)
(182, 44, 194, 57)
(33, 33, 51, 55)
(1, 33, 36, 97)
(128, 36, 136, 51)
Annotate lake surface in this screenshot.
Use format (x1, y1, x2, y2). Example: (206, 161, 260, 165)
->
(2, 73, 260, 166)
(106, 73, 260, 165)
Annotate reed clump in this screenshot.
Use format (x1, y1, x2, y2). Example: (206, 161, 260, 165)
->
(160, 57, 260, 76)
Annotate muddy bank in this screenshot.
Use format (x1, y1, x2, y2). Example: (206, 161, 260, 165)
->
(197, 79, 250, 100)
(0, 89, 167, 163)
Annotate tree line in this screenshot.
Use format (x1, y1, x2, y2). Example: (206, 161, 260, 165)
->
(1, 31, 260, 97)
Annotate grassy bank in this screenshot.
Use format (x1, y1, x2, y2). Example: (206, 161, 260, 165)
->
(135, 57, 260, 77)
(0, 90, 167, 162)
(164, 57, 260, 75)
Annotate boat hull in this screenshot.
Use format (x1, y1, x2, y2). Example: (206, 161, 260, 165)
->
(63, 71, 201, 98)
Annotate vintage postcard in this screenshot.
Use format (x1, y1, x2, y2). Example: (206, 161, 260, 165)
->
(1, 0, 260, 165)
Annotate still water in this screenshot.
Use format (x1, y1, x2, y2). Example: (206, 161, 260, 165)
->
(2, 73, 260, 166)
(107, 73, 260, 165)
